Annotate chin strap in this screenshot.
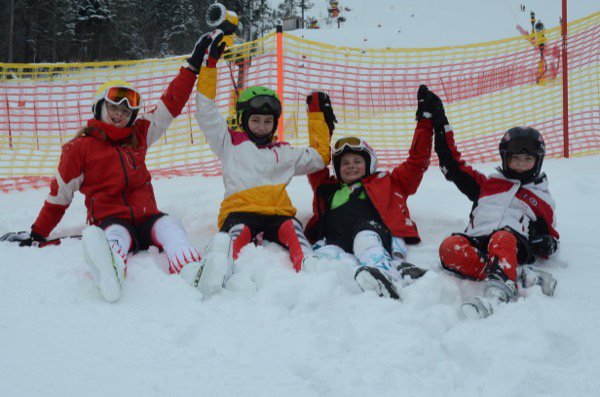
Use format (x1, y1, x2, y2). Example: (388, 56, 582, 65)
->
(246, 130, 274, 146)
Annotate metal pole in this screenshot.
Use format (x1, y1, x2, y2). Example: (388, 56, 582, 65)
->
(561, 0, 569, 158)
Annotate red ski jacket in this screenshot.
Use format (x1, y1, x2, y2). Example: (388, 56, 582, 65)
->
(305, 119, 434, 244)
(31, 67, 196, 238)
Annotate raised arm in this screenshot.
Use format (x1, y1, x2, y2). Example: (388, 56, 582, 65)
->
(417, 85, 487, 202)
(143, 66, 197, 147)
(191, 30, 232, 158)
(292, 92, 335, 176)
(390, 117, 433, 196)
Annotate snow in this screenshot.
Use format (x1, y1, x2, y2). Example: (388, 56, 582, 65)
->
(2, 155, 600, 396)
(285, 0, 599, 48)
(2, 1, 600, 396)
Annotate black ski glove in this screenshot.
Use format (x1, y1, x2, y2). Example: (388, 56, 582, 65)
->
(415, 84, 448, 130)
(187, 33, 214, 73)
(529, 235, 559, 257)
(206, 31, 226, 68)
(307, 92, 337, 134)
(0, 230, 45, 247)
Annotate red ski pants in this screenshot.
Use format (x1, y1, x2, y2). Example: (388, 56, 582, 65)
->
(438, 230, 518, 281)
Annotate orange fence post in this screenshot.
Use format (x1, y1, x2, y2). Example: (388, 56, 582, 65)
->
(561, 0, 569, 158)
(276, 25, 285, 141)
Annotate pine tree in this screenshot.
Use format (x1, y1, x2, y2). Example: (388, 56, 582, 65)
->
(74, 0, 114, 61)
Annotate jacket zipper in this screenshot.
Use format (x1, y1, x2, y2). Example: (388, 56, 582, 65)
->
(125, 147, 137, 169)
(116, 147, 136, 224)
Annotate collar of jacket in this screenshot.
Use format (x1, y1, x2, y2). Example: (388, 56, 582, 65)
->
(87, 119, 133, 143)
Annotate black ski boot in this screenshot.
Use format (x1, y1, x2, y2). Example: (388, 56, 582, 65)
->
(396, 262, 427, 280)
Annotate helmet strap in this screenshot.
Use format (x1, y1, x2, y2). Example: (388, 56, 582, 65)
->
(241, 110, 278, 145)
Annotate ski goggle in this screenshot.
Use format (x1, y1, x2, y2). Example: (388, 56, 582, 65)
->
(237, 95, 281, 115)
(503, 136, 544, 155)
(104, 86, 142, 110)
(333, 136, 368, 156)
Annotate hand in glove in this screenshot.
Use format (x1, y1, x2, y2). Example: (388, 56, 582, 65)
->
(206, 31, 226, 68)
(0, 230, 46, 247)
(187, 29, 226, 72)
(187, 33, 213, 73)
(529, 235, 559, 257)
(307, 92, 337, 134)
(415, 84, 448, 130)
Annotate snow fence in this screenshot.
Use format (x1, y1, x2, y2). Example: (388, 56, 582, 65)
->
(0, 12, 598, 192)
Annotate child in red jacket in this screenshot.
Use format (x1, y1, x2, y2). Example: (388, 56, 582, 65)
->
(1, 33, 223, 302)
(304, 86, 435, 299)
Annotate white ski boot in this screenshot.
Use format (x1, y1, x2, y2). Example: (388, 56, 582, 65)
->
(519, 265, 557, 296)
(82, 226, 125, 303)
(461, 273, 517, 319)
(462, 296, 496, 319)
(354, 266, 401, 300)
(483, 274, 517, 303)
(179, 261, 203, 285)
(194, 232, 233, 298)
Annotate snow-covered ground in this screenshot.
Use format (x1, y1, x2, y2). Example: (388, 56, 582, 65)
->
(1, 154, 600, 396)
(2, 1, 599, 395)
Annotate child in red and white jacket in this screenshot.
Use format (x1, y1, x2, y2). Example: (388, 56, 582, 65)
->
(430, 88, 559, 318)
(2, 33, 223, 302)
(304, 86, 435, 300)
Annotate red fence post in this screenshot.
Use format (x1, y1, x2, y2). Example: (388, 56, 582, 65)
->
(561, 0, 569, 158)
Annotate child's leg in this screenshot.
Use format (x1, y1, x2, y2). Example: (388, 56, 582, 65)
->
(481, 230, 519, 303)
(149, 215, 202, 275)
(313, 243, 358, 263)
(228, 223, 253, 260)
(486, 230, 518, 282)
(353, 229, 400, 299)
(439, 234, 488, 280)
(275, 218, 313, 272)
(220, 212, 264, 260)
(82, 220, 133, 302)
(352, 229, 396, 276)
(103, 222, 133, 267)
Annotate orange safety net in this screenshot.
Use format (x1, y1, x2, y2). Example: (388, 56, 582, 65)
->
(1, 12, 598, 193)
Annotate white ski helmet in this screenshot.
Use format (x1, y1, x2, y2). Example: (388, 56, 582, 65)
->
(332, 136, 378, 180)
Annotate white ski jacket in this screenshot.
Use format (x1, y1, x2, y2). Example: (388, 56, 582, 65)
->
(435, 125, 559, 241)
(194, 93, 331, 229)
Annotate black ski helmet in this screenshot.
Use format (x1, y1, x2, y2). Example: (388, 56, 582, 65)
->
(499, 126, 545, 182)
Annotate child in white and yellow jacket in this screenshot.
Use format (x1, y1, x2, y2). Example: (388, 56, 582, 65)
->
(188, 31, 335, 297)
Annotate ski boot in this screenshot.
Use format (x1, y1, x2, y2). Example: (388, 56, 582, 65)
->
(354, 266, 400, 300)
(519, 265, 557, 297)
(483, 256, 517, 302)
(396, 262, 427, 280)
(82, 226, 126, 303)
(194, 232, 233, 298)
(462, 296, 496, 319)
(462, 257, 517, 319)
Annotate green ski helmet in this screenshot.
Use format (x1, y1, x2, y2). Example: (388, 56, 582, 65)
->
(236, 86, 282, 144)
